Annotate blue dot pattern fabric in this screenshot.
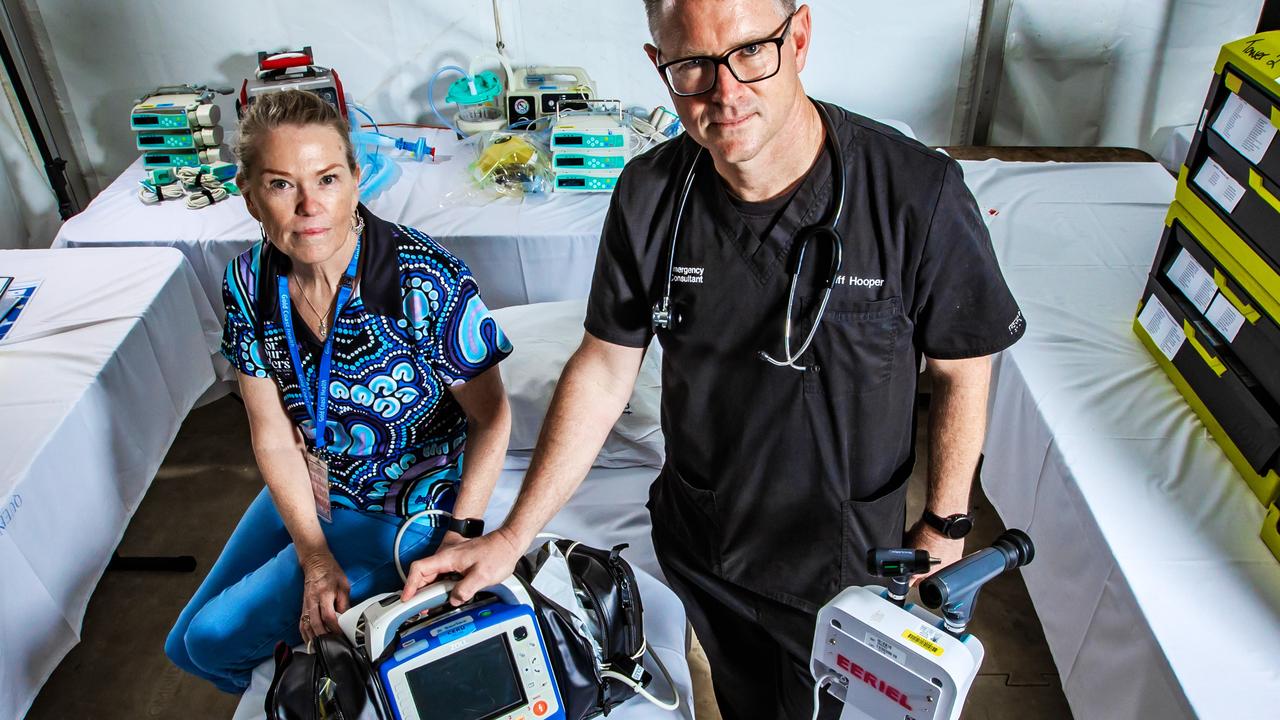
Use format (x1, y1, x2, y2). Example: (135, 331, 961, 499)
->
(220, 215, 512, 517)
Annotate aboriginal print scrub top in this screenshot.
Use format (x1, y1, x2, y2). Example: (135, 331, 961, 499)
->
(220, 204, 512, 517)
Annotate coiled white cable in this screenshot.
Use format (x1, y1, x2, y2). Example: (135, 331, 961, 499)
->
(137, 182, 184, 205)
(185, 184, 228, 209)
(176, 165, 223, 190)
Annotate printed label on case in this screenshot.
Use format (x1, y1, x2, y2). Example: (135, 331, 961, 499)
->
(1138, 294, 1186, 361)
(1206, 293, 1246, 342)
(1166, 248, 1217, 313)
(1193, 157, 1245, 213)
(1212, 93, 1276, 166)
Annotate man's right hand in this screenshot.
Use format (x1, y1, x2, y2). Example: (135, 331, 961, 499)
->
(401, 526, 527, 606)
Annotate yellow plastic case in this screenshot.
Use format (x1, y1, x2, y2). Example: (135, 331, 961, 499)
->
(1176, 175, 1280, 318)
(1134, 278, 1280, 506)
(1176, 32, 1280, 285)
(1153, 204, 1280, 401)
(1205, 33, 1280, 186)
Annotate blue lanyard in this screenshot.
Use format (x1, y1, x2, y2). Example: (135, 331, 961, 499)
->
(276, 238, 361, 454)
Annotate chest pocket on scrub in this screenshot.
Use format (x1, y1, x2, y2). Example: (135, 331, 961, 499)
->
(803, 296, 906, 396)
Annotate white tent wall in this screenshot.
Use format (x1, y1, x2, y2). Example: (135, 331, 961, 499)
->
(12, 0, 1270, 197)
(0, 74, 59, 248)
(989, 0, 1264, 155)
(23, 0, 985, 195)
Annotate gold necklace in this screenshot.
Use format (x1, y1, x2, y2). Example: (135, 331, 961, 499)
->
(293, 278, 334, 340)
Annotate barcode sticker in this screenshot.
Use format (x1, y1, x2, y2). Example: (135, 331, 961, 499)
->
(1138, 294, 1186, 361)
(1166, 248, 1217, 313)
(1193, 157, 1245, 213)
(1212, 93, 1276, 166)
(1206, 293, 1247, 343)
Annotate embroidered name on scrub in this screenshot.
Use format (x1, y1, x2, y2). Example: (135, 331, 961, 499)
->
(673, 266, 705, 284)
(834, 275, 885, 287)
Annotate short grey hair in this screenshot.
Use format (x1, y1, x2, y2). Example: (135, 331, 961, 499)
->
(643, 0, 796, 47)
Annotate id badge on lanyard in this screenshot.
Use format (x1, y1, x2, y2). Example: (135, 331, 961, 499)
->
(278, 238, 361, 523)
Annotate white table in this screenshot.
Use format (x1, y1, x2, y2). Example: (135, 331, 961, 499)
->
(51, 120, 920, 319)
(963, 160, 1280, 720)
(52, 129, 612, 313)
(0, 247, 220, 720)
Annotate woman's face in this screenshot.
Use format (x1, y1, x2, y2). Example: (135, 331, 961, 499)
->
(244, 123, 361, 268)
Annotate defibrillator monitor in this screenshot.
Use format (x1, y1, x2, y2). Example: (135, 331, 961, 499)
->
(377, 599, 565, 720)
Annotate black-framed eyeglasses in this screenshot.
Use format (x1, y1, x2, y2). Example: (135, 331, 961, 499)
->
(657, 12, 796, 97)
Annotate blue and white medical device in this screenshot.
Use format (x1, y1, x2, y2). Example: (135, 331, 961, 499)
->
(340, 577, 566, 720)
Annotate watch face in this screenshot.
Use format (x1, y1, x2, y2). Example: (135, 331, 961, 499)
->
(947, 516, 975, 539)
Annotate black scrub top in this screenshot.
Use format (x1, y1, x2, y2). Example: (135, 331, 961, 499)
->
(585, 100, 1025, 612)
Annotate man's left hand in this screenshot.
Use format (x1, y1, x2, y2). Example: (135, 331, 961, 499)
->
(905, 519, 965, 586)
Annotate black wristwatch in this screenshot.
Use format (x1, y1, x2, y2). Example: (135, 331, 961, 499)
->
(447, 517, 485, 539)
(922, 510, 974, 540)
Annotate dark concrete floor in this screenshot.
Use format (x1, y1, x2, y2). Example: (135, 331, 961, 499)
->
(27, 396, 1073, 719)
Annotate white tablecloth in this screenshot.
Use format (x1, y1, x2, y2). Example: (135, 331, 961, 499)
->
(0, 247, 220, 720)
(962, 160, 1280, 720)
(52, 129, 612, 313)
(234, 463, 694, 720)
(51, 120, 920, 318)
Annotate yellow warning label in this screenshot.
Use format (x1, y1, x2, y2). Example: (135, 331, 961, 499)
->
(902, 630, 944, 656)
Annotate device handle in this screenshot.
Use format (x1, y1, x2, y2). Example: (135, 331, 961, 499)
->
(260, 50, 314, 72)
(526, 66, 591, 86)
(338, 582, 455, 655)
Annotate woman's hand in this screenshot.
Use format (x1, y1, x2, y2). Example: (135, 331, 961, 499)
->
(299, 549, 351, 642)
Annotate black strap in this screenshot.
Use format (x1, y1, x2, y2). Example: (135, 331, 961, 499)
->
(153, 184, 164, 202)
(198, 186, 215, 205)
(264, 642, 292, 719)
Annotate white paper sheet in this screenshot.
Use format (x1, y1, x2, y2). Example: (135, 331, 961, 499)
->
(1212, 93, 1277, 166)
(1193, 157, 1246, 213)
(1166, 248, 1217, 313)
(1138, 294, 1186, 361)
(1205, 292, 1247, 343)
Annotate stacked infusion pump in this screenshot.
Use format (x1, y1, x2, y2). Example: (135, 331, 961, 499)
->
(550, 101, 632, 193)
(130, 85, 225, 170)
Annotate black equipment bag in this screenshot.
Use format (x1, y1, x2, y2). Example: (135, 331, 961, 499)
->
(514, 540, 649, 719)
(265, 633, 387, 720)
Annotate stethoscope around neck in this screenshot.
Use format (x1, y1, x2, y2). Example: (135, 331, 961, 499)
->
(650, 102, 846, 371)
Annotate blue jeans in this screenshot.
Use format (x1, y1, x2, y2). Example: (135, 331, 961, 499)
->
(165, 487, 445, 693)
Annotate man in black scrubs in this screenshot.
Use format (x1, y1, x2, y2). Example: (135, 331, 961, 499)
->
(402, 1, 1025, 717)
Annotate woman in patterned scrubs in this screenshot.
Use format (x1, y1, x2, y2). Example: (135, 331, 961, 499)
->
(165, 90, 514, 693)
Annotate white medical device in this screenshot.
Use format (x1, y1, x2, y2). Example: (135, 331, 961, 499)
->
(550, 101, 631, 193)
(811, 530, 1034, 720)
(131, 85, 225, 171)
(505, 66, 595, 128)
(340, 577, 566, 720)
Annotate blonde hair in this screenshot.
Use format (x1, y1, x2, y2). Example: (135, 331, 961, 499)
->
(235, 90, 357, 186)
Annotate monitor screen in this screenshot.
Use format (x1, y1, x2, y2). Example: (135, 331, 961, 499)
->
(405, 634, 526, 720)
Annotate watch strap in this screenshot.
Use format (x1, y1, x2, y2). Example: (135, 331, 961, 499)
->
(447, 517, 485, 539)
(922, 510, 972, 539)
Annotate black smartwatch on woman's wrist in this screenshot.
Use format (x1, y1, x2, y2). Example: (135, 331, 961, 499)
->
(446, 517, 485, 538)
